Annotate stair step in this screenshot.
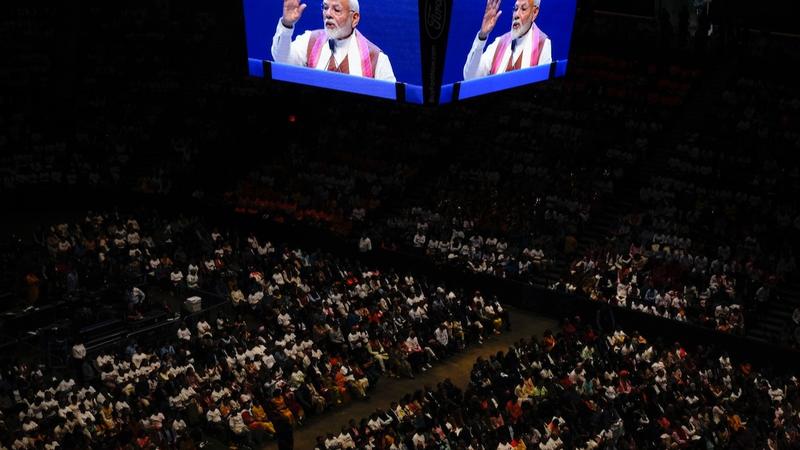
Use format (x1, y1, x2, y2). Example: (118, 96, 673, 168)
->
(758, 322, 785, 333)
(776, 297, 800, 307)
(775, 288, 800, 298)
(758, 316, 787, 326)
(771, 310, 793, 319)
(746, 329, 772, 342)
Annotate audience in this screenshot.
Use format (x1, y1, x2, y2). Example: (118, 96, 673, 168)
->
(4, 5, 800, 450)
(322, 317, 800, 449)
(0, 211, 510, 449)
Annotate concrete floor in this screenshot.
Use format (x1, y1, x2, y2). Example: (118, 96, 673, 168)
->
(258, 307, 557, 450)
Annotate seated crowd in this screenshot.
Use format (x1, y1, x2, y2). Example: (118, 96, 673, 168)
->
(3, 7, 799, 450)
(21, 212, 212, 321)
(378, 55, 696, 287)
(558, 207, 753, 334)
(217, 36, 800, 346)
(231, 53, 693, 289)
(0, 211, 511, 449)
(318, 317, 799, 449)
(558, 47, 800, 338)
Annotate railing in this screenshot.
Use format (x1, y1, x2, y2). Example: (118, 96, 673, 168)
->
(82, 287, 230, 356)
(440, 60, 568, 103)
(248, 59, 424, 103)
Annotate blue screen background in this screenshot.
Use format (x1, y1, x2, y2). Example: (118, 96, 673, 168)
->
(243, 0, 423, 86)
(442, 0, 577, 85)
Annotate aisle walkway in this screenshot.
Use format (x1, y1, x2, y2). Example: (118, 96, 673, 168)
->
(261, 307, 557, 449)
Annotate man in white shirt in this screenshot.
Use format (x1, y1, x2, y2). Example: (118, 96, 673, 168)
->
(272, 0, 396, 81)
(409, 304, 428, 322)
(177, 325, 192, 341)
(348, 326, 368, 349)
(324, 433, 340, 449)
(206, 405, 226, 434)
(131, 287, 146, 305)
(170, 269, 184, 285)
(186, 266, 199, 289)
(463, 0, 552, 80)
(405, 332, 431, 372)
(338, 429, 356, 449)
(434, 323, 450, 356)
(277, 310, 293, 330)
(230, 288, 245, 307)
(412, 431, 426, 449)
(196, 320, 212, 338)
(358, 235, 372, 253)
(71, 342, 87, 380)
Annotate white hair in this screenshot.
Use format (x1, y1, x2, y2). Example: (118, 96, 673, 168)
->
(517, 0, 541, 9)
(349, 0, 359, 13)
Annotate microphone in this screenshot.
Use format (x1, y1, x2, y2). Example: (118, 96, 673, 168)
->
(329, 39, 335, 53)
(511, 38, 516, 53)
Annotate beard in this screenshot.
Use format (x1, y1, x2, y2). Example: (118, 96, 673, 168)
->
(511, 20, 531, 39)
(325, 20, 353, 40)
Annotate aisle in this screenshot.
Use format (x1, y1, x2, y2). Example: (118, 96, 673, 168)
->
(261, 307, 557, 449)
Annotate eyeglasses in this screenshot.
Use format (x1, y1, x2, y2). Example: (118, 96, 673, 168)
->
(321, 2, 354, 15)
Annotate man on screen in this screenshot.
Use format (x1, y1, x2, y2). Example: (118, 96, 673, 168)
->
(271, 0, 396, 81)
(463, 0, 552, 80)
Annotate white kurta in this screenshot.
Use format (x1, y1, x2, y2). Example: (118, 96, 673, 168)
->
(463, 25, 552, 80)
(271, 20, 396, 82)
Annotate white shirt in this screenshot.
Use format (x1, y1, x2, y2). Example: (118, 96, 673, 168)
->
(177, 327, 192, 341)
(206, 408, 222, 423)
(348, 330, 368, 347)
(131, 352, 149, 368)
(434, 327, 449, 346)
(211, 388, 230, 403)
(272, 20, 396, 81)
(248, 290, 264, 305)
(405, 336, 422, 353)
(197, 321, 212, 336)
(186, 272, 199, 288)
(173, 418, 187, 433)
(338, 432, 356, 449)
(132, 287, 146, 304)
(540, 436, 563, 450)
(367, 418, 384, 431)
(71, 344, 86, 360)
(412, 433, 426, 448)
(463, 25, 552, 80)
(231, 289, 245, 305)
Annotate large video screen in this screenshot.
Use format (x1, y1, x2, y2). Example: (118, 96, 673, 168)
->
(243, 0, 423, 102)
(440, 0, 577, 103)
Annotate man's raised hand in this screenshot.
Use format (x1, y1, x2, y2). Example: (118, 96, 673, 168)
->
(479, 0, 502, 40)
(282, 0, 307, 28)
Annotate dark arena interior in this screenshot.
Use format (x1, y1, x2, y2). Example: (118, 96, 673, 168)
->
(3, 0, 800, 449)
